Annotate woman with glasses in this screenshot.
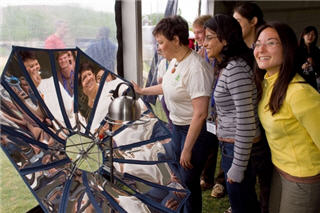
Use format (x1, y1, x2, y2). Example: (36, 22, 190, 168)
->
(253, 22, 320, 213)
(203, 14, 261, 213)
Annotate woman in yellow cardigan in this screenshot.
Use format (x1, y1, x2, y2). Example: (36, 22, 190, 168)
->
(253, 22, 320, 213)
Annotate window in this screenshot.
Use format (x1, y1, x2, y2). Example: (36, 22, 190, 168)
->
(0, 0, 117, 73)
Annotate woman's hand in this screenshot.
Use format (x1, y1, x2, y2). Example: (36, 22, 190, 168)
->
(180, 148, 193, 169)
(302, 62, 311, 70)
(227, 177, 234, 184)
(131, 81, 143, 95)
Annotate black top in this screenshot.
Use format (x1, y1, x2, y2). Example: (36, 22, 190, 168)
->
(297, 45, 320, 90)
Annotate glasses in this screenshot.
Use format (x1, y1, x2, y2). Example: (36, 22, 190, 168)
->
(204, 35, 218, 42)
(253, 40, 281, 49)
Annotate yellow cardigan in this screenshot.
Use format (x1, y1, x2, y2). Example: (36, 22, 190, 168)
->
(258, 72, 320, 177)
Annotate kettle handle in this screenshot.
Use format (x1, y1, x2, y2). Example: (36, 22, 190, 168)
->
(111, 81, 137, 100)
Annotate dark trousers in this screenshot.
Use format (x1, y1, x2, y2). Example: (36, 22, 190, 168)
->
(220, 142, 260, 213)
(172, 124, 212, 213)
(251, 138, 273, 213)
(201, 132, 219, 185)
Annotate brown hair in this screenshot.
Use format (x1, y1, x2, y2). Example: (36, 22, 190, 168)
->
(19, 51, 37, 62)
(254, 22, 299, 115)
(152, 15, 189, 46)
(233, 2, 265, 30)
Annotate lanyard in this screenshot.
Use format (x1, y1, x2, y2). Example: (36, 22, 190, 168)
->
(205, 50, 215, 68)
(204, 49, 219, 116)
(211, 72, 220, 108)
(210, 64, 221, 118)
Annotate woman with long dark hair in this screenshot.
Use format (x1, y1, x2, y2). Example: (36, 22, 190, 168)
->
(298, 25, 320, 90)
(233, 1, 265, 48)
(233, 3, 273, 213)
(253, 22, 320, 213)
(204, 14, 261, 213)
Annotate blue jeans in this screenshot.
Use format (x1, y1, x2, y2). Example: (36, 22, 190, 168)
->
(220, 142, 260, 213)
(172, 124, 213, 213)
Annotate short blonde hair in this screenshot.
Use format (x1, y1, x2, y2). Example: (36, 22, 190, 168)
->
(193, 15, 212, 28)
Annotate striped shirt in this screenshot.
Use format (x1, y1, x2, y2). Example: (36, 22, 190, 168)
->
(214, 58, 260, 182)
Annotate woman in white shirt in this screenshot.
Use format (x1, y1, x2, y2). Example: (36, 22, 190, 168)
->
(132, 15, 213, 213)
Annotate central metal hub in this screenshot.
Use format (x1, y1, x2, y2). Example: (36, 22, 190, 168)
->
(65, 134, 102, 172)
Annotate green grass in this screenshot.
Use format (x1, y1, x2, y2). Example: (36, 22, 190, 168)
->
(0, 149, 37, 212)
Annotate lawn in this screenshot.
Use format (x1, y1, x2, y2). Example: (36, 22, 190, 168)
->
(0, 149, 37, 212)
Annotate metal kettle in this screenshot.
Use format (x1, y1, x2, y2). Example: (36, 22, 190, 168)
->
(107, 82, 141, 122)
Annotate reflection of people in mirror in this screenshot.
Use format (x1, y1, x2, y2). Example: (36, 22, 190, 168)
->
(20, 51, 77, 128)
(100, 182, 151, 213)
(1, 134, 30, 169)
(95, 69, 115, 84)
(19, 76, 38, 106)
(79, 63, 124, 132)
(56, 51, 75, 96)
(44, 20, 67, 49)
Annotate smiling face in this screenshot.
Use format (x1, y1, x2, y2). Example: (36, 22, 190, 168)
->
(23, 58, 41, 87)
(254, 27, 283, 76)
(58, 52, 71, 78)
(81, 69, 97, 97)
(193, 24, 206, 46)
(203, 28, 226, 62)
(155, 33, 176, 61)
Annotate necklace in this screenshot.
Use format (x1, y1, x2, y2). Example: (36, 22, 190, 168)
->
(171, 48, 191, 73)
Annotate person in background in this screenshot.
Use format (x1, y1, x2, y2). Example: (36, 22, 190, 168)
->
(253, 22, 320, 213)
(204, 14, 261, 213)
(56, 51, 75, 96)
(132, 15, 214, 212)
(233, 2, 273, 213)
(44, 20, 67, 49)
(193, 14, 225, 199)
(298, 25, 320, 91)
(193, 15, 212, 57)
(233, 1, 265, 49)
(85, 27, 117, 73)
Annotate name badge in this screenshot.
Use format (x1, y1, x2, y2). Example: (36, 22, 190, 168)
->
(206, 120, 216, 135)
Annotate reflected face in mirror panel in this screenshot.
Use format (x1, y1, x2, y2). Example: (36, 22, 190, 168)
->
(95, 69, 104, 83)
(81, 69, 97, 97)
(19, 77, 31, 93)
(23, 58, 41, 87)
(56, 51, 75, 96)
(57, 52, 72, 77)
